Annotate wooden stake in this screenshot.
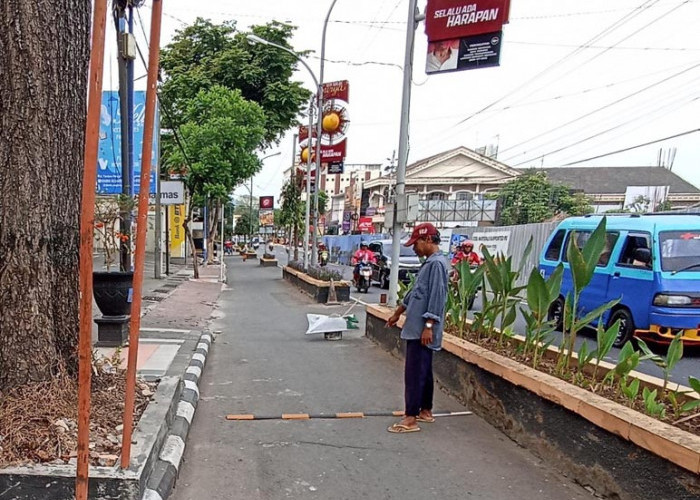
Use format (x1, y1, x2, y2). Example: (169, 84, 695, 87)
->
(77, 0, 108, 497)
(120, 0, 164, 469)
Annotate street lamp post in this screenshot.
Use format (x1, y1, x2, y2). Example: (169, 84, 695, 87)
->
(311, 0, 339, 267)
(243, 150, 281, 246)
(247, 34, 321, 269)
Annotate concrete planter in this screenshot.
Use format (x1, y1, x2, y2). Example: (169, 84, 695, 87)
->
(282, 266, 350, 303)
(365, 305, 700, 500)
(259, 257, 278, 268)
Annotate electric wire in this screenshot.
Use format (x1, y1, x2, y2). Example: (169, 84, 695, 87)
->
(560, 128, 700, 165)
(498, 61, 700, 159)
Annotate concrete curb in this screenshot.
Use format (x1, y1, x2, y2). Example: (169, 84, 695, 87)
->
(141, 331, 213, 500)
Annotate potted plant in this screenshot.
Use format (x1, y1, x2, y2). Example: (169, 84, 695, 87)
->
(93, 195, 135, 318)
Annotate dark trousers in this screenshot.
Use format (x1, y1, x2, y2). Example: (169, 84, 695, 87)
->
(404, 339, 434, 417)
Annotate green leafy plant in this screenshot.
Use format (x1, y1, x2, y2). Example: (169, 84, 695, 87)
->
(448, 260, 485, 338)
(479, 239, 531, 345)
(590, 318, 620, 382)
(642, 387, 666, 419)
(620, 377, 640, 406)
(397, 272, 416, 306)
(603, 341, 640, 391)
(520, 263, 563, 369)
(636, 333, 684, 393)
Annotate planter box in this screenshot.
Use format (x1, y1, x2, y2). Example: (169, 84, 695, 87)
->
(260, 257, 278, 268)
(282, 266, 350, 303)
(243, 252, 258, 260)
(365, 305, 700, 500)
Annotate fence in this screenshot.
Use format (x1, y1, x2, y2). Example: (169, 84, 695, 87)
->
(453, 221, 559, 289)
(321, 234, 389, 266)
(419, 199, 497, 223)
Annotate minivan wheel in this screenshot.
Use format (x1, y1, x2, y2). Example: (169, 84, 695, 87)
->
(607, 309, 635, 348)
(548, 297, 565, 332)
(380, 272, 389, 289)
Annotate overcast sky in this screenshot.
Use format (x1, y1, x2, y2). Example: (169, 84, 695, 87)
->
(112, 0, 700, 200)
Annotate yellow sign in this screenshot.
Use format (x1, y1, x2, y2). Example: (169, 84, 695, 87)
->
(170, 204, 186, 257)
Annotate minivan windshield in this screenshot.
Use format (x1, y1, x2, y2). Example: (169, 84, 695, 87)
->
(659, 231, 700, 272)
(383, 243, 418, 258)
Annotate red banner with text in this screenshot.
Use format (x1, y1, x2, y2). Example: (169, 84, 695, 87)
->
(425, 0, 510, 41)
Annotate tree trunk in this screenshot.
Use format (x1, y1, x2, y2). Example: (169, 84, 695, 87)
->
(183, 213, 200, 279)
(0, 1, 90, 388)
(206, 202, 220, 264)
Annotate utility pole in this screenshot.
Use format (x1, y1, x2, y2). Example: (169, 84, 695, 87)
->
(291, 133, 299, 262)
(388, 0, 420, 306)
(114, 0, 136, 271)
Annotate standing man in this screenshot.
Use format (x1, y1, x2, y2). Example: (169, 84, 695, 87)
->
(386, 223, 448, 433)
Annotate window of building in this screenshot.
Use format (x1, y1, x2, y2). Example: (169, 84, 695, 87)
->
(455, 191, 474, 201)
(427, 192, 446, 201)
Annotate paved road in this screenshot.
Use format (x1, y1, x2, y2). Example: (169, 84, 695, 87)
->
(170, 256, 591, 500)
(273, 247, 698, 386)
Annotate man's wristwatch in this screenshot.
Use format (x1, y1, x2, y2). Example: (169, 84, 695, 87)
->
(425, 321, 434, 329)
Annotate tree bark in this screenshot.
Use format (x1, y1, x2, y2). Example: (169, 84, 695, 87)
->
(0, 1, 90, 388)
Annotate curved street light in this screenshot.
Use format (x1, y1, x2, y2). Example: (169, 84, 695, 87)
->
(247, 34, 322, 268)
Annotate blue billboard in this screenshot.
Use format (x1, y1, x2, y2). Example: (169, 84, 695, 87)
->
(97, 90, 158, 194)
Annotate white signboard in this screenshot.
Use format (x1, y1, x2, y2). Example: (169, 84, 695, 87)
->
(439, 228, 453, 256)
(150, 181, 185, 205)
(471, 230, 510, 258)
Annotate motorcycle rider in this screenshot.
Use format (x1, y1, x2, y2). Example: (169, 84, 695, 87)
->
(451, 240, 481, 267)
(352, 241, 377, 283)
(319, 243, 329, 266)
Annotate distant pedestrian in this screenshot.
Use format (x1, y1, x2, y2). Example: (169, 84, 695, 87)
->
(386, 223, 448, 433)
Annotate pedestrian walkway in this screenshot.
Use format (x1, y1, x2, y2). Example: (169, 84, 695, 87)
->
(170, 258, 591, 500)
(94, 263, 223, 379)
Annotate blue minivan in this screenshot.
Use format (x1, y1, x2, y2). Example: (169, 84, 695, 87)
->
(539, 214, 700, 347)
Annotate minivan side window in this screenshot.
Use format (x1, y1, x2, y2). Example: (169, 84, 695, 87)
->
(617, 233, 652, 269)
(562, 231, 619, 266)
(544, 229, 566, 261)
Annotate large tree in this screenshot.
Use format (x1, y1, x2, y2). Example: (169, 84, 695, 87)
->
(159, 19, 311, 147)
(497, 170, 593, 225)
(0, 2, 90, 387)
(167, 86, 266, 272)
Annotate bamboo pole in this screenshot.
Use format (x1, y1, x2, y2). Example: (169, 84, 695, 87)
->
(76, 0, 109, 497)
(120, 0, 164, 469)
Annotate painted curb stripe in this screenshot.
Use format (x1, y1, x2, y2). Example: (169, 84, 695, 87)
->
(226, 414, 255, 420)
(192, 352, 206, 364)
(176, 401, 196, 425)
(336, 412, 364, 418)
(159, 435, 185, 470)
(196, 342, 209, 353)
(184, 380, 199, 397)
(185, 365, 202, 379)
(142, 489, 164, 500)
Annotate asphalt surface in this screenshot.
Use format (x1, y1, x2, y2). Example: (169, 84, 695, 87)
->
(273, 247, 698, 386)
(170, 256, 592, 500)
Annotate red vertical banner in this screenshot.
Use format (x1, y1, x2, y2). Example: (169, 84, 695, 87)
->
(320, 80, 349, 163)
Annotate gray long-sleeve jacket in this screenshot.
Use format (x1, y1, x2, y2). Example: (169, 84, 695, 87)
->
(400, 251, 449, 351)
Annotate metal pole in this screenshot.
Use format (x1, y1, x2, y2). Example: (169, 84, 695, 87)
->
(303, 98, 314, 268)
(76, 3, 107, 498)
(115, 8, 132, 272)
(290, 133, 299, 262)
(154, 115, 162, 279)
(249, 176, 254, 244)
(311, 0, 338, 266)
(165, 204, 170, 275)
(121, 0, 163, 469)
(220, 201, 225, 281)
(388, 0, 418, 306)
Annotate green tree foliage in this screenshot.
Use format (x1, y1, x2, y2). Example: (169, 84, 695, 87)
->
(235, 210, 259, 236)
(317, 190, 329, 216)
(168, 86, 266, 202)
(497, 170, 593, 225)
(159, 19, 311, 147)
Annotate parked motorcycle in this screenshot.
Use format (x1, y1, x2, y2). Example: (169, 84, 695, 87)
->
(355, 261, 372, 293)
(319, 249, 329, 267)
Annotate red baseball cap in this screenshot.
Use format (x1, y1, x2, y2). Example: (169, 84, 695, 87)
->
(404, 223, 439, 246)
